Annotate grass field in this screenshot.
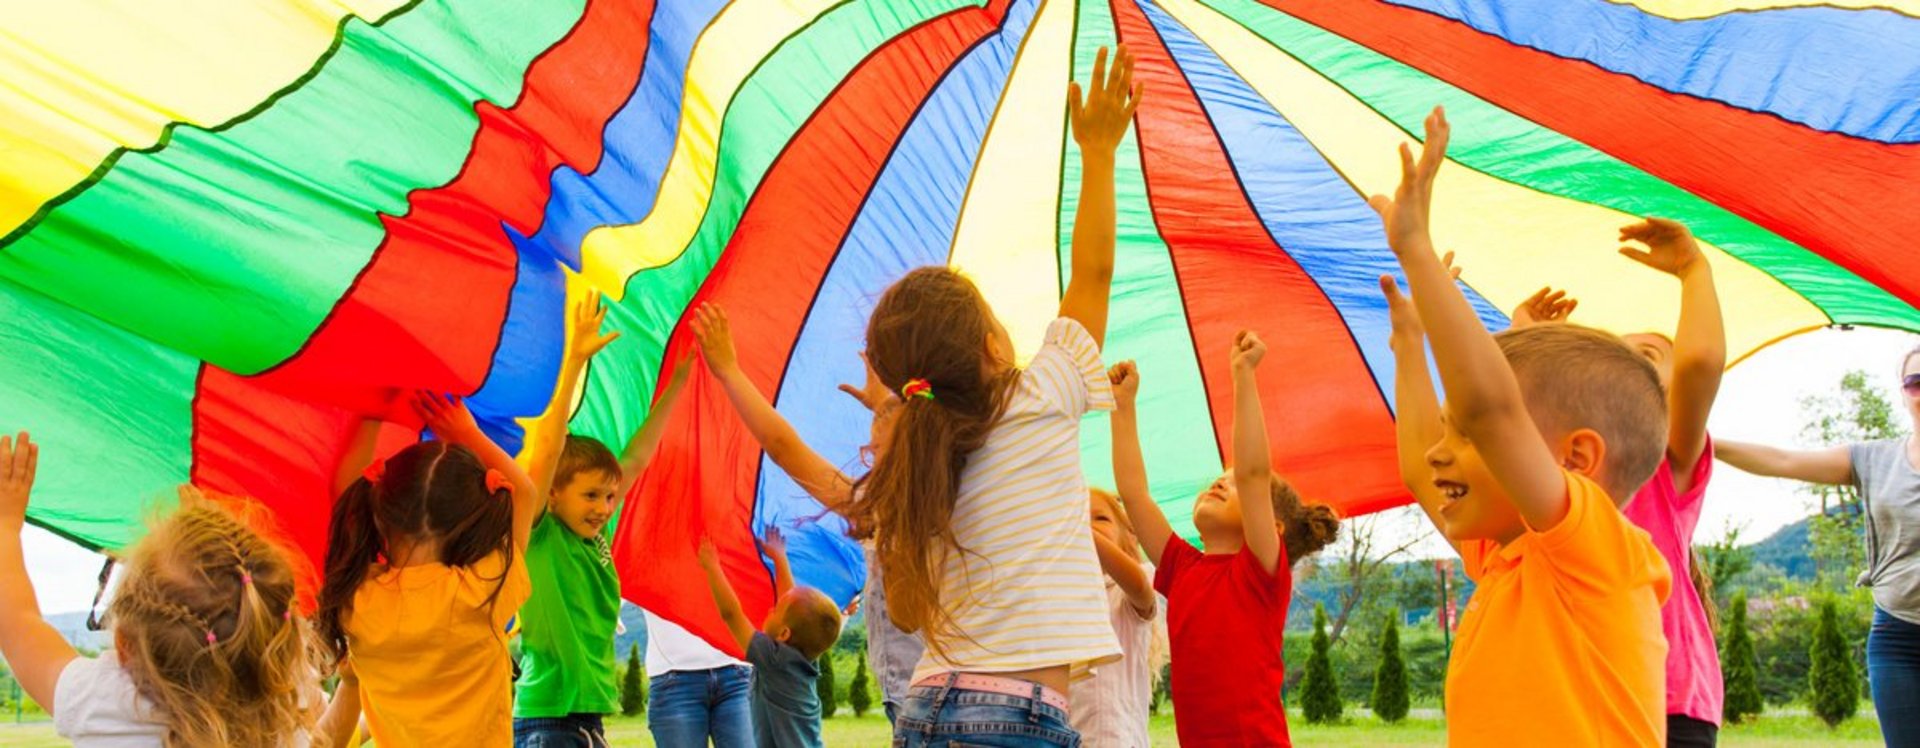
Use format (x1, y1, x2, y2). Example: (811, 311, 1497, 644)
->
(0, 709, 1888, 746)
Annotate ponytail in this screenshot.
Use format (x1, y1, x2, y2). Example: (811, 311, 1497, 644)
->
(316, 476, 381, 661)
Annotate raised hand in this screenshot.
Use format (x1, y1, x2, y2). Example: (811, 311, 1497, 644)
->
(837, 352, 895, 413)
(1510, 287, 1578, 328)
(1068, 45, 1143, 155)
(690, 303, 738, 374)
(1231, 331, 1267, 371)
(762, 526, 787, 558)
(1380, 276, 1424, 341)
(697, 535, 720, 569)
(1619, 217, 1704, 277)
(568, 293, 621, 361)
(1369, 107, 1450, 256)
(411, 391, 484, 444)
(0, 433, 36, 525)
(1108, 361, 1140, 411)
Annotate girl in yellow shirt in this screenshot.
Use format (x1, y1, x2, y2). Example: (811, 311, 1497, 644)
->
(314, 391, 542, 747)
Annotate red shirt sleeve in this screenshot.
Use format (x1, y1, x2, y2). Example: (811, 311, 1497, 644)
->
(1154, 536, 1202, 597)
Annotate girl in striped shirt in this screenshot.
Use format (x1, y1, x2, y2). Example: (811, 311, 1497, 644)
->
(845, 45, 1141, 747)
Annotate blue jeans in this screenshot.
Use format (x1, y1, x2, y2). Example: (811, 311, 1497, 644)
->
(1871, 608, 1920, 748)
(647, 665, 754, 748)
(892, 674, 1080, 747)
(513, 714, 607, 748)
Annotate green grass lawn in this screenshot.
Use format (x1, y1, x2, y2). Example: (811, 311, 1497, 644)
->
(0, 709, 1888, 746)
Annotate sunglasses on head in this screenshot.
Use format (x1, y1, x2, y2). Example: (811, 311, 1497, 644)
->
(1905, 373, 1920, 397)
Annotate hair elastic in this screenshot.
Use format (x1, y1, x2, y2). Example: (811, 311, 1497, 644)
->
(205, 630, 218, 645)
(485, 469, 513, 494)
(362, 458, 387, 484)
(900, 379, 934, 401)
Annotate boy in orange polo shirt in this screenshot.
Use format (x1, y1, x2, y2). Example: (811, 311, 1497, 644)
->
(1375, 108, 1672, 747)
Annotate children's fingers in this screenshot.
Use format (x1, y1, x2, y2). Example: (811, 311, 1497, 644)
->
(1090, 47, 1110, 98)
(1396, 143, 1416, 186)
(1377, 274, 1403, 301)
(1367, 195, 1391, 218)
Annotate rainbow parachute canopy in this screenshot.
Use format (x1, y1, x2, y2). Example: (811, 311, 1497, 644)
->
(3, 0, 1917, 655)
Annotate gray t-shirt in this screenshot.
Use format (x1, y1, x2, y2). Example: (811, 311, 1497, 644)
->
(747, 632, 823, 748)
(862, 543, 925, 708)
(1853, 438, 1920, 623)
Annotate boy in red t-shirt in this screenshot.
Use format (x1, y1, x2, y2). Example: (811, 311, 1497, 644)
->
(1107, 336, 1342, 747)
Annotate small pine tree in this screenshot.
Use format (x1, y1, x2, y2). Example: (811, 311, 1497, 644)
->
(621, 644, 646, 717)
(1808, 597, 1858, 727)
(817, 653, 839, 719)
(1301, 603, 1343, 724)
(849, 647, 873, 717)
(1371, 610, 1410, 723)
(1721, 592, 1763, 724)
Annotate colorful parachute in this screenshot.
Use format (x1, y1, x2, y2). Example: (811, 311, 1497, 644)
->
(4, 0, 1917, 656)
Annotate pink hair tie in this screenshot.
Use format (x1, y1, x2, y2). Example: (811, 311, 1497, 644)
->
(362, 458, 387, 485)
(205, 630, 218, 645)
(485, 469, 513, 494)
(283, 610, 293, 622)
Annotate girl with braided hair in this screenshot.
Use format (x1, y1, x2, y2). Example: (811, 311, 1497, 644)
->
(0, 432, 331, 747)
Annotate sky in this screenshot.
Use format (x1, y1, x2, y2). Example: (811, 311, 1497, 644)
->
(18, 327, 1919, 616)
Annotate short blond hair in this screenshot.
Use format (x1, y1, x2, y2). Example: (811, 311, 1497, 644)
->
(784, 588, 844, 660)
(1494, 324, 1668, 501)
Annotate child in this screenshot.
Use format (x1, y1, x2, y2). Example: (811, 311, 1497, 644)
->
(1377, 107, 1672, 746)
(1108, 346, 1341, 747)
(845, 45, 1138, 746)
(315, 391, 540, 746)
(1069, 488, 1161, 747)
(687, 302, 925, 723)
(512, 295, 691, 747)
(0, 432, 330, 746)
(1511, 218, 1730, 747)
(695, 530, 843, 748)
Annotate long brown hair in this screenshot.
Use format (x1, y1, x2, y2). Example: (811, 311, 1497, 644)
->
(315, 440, 515, 659)
(108, 496, 316, 747)
(848, 267, 1016, 656)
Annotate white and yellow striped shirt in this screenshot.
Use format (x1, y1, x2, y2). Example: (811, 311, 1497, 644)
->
(913, 317, 1121, 681)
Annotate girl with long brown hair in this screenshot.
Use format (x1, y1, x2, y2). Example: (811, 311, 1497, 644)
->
(314, 391, 540, 746)
(0, 432, 328, 747)
(847, 45, 1140, 747)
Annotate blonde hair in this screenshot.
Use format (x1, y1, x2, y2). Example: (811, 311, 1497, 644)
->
(1494, 324, 1668, 501)
(108, 493, 317, 748)
(1089, 488, 1140, 557)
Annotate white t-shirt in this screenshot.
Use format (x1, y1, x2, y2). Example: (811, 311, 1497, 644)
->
(54, 654, 168, 746)
(912, 317, 1123, 681)
(644, 611, 747, 674)
(1069, 565, 1160, 748)
(55, 651, 319, 747)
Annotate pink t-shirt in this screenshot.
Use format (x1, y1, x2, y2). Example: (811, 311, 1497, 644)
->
(1622, 437, 1722, 725)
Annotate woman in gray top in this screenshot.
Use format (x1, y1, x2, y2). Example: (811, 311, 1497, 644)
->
(1718, 346, 1920, 747)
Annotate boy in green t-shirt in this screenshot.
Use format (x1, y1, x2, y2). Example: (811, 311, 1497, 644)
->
(513, 294, 690, 747)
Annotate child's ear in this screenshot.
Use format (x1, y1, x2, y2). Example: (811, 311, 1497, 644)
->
(775, 626, 792, 644)
(1558, 428, 1607, 482)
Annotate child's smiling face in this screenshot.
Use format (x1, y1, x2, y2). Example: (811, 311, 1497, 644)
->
(1427, 406, 1528, 545)
(1191, 471, 1246, 546)
(550, 469, 619, 540)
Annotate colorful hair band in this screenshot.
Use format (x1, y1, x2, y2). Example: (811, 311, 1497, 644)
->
(900, 379, 934, 401)
(485, 469, 513, 494)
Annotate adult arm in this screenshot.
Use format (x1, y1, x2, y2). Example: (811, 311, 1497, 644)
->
(1716, 440, 1853, 486)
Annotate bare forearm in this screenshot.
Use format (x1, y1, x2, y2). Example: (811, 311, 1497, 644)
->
(768, 548, 795, 598)
(1060, 153, 1117, 345)
(1391, 335, 1448, 527)
(529, 356, 590, 496)
(701, 563, 755, 650)
(1667, 261, 1725, 469)
(0, 527, 75, 711)
(619, 366, 689, 493)
(316, 683, 361, 748)
(1093, 533, 1155, 614)
(715, 368, 849, 510)
(333, 419, 383, 498)
(1716, 440, 1852, 485)
(1112, 409, 1172, 563)
(1232, 368, 1279, 571)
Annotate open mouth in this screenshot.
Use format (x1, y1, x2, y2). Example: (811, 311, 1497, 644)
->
(1434, 480, 1469, 509)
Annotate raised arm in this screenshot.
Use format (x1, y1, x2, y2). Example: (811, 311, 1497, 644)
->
(0, 433, 78, 713)
(1108, 362, 1174, 564)
(1621, 218, 1725, 487)
(1373, 108, 1568, 532)
(526, 294, 622, 498)
(1093, 532, 1155, 618)
(762, 527, 796, 599)
(1059, 45, 1140, 347)
(692, 304, 853, 512)
(413, 392, 541, 551)
(1229, 332, 1281, 574)
(1716, 440, 1853, 486)
(316, 663, 363, 748)
(1382, 277, 1466, 559)
(696, 537, 757, 652)
(333, 418, 384, 499)
(618, 357, 692, 497)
